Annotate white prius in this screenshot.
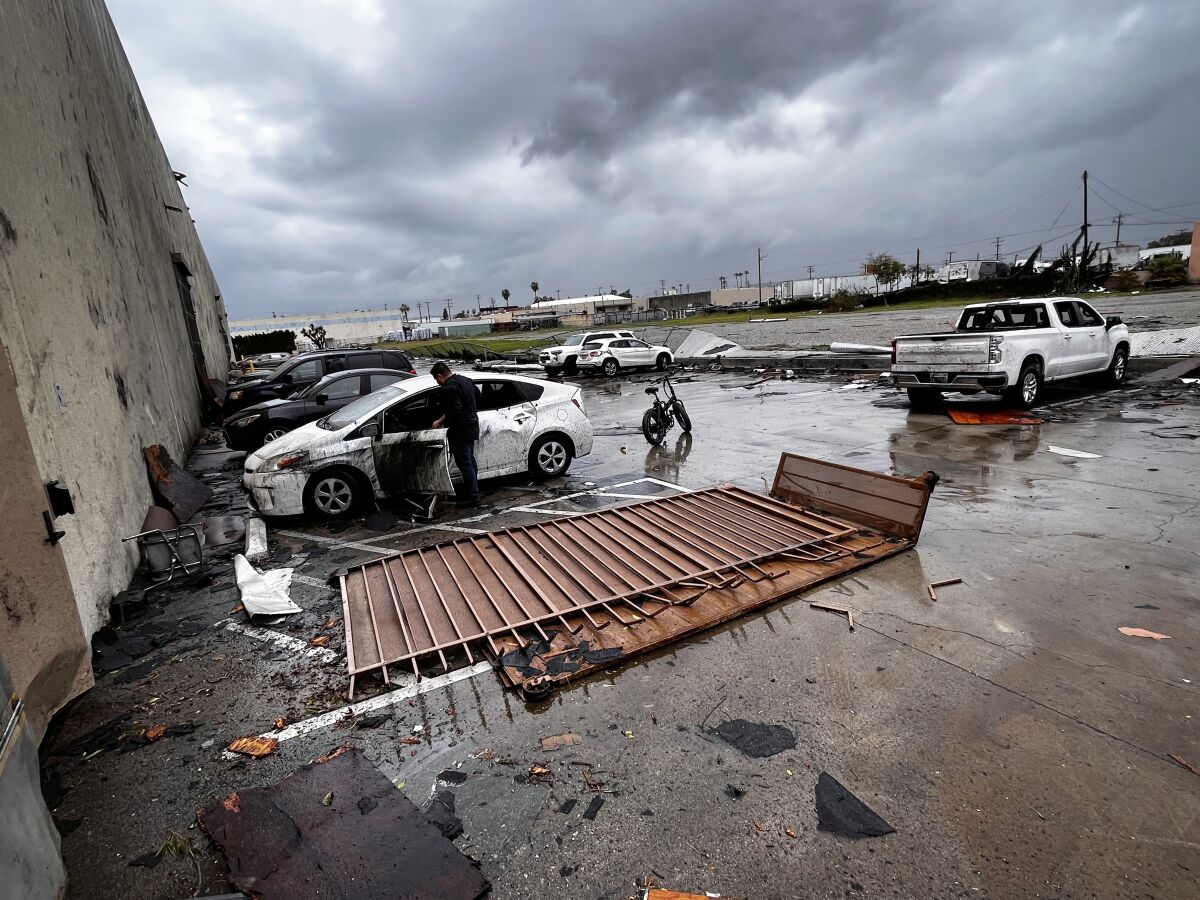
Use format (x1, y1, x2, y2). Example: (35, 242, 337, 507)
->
(243, 373, 594, 518)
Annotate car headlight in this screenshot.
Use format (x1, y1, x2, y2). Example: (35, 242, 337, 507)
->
(263, 452, 308, 473)
(229, 414, 260, 428)
(229, 390, 244, 400)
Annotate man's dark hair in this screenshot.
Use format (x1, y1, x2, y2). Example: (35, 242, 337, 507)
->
(430, 362, 451, 377)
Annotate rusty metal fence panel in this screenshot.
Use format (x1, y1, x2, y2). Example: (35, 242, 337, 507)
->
(341, 485, 863, 694)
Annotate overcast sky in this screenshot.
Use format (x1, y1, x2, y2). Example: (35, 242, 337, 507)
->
(108, 0, 1200, 319)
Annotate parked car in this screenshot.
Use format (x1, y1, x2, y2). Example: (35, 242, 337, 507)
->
(224, 349, 416, 414)
(243, 373, 594, 518)
(889, 297, 1130, 408)
(575, 337, 673, 377)
(223, 368, 414, 451)
(538, 330, 636, 376)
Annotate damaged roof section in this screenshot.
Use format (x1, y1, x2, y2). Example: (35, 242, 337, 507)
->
(341, 453, 937, 696)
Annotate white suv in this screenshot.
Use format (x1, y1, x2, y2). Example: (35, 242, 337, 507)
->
(539, 330, 636, 376)
(576, 337, 674, 377)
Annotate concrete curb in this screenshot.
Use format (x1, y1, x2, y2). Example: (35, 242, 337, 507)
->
(244, 516, 269, 563)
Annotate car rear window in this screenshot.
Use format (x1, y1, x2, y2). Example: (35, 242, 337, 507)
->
(958, 304, 1048, 331)
(514, 382, 544, 402)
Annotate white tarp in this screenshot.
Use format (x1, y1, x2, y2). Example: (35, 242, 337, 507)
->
(233, 554, 301, 617)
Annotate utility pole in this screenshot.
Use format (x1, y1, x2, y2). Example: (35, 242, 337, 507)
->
(947, 251, 955, 264)
(807, 265, 814, 279)
(993, 236, 1002, 260)
(1081, 169, 1089, 253)
(914, 249, 920, 281)
(556, 289, 561, 300)
(1112, 212, 1124, 244)
(660, 279, 665, 295)
(757, 248, 765, 306)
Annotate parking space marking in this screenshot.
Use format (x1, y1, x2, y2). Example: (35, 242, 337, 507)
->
(218, 618, 339, 662)
(291, 573, 333, 590)
(275, 529, 393, 554)
(220, 661, 495, 758)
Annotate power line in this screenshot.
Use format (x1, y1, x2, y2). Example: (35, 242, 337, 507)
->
(1090, 175, 1199, 218)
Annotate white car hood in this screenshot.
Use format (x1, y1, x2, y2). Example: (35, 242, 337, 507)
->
(245, 420, 346, 470)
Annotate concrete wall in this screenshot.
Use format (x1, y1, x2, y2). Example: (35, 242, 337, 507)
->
(0, 0, 231, 641)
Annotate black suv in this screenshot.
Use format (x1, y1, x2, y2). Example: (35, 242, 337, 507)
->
(223, 349, 415, 414)
(223, 368, 413, 450)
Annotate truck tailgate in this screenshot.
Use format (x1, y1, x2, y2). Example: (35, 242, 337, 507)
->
(893, 334, 989, 368)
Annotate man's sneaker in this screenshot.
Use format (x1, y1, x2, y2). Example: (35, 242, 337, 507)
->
(455, 497, 481, 509)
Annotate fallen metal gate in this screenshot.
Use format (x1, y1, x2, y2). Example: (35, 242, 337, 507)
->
(340, 482, 883, 695)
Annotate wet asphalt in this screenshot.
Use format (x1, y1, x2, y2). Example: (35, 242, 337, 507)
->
(42, 364, 1200, 900)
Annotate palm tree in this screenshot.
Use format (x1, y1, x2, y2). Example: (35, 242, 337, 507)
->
(399, 303, 410, 321)
(530, 281, 539, 303)
(501, 288, 510, 308)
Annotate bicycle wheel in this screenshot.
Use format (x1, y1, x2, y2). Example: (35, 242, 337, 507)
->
(672, 399, 692, 433)
(642, 407, 667, 445)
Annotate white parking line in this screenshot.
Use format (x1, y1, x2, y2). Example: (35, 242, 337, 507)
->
(275, 529, 392, 554)
(220, 661, 495, 758)
(291, 573, 333, 590)
(218, 618, 339, 662)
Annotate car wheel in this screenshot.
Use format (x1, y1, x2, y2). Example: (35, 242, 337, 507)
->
(1106, 347, 1128, 386)
(655, 353, 670, 371)
(304, 470, 360, 518)
(642, 408, 666, 445)
(544, 366, 562, 378)
(529, 435, 572, 478)
(602, 358, 620, 377)
(563, 359, 578, 377)
(261, 426, 292, 444)
(906, 387, 944, 410)
(1007, 362, 1042, 409)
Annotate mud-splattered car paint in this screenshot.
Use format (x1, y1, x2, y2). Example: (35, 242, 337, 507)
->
(243, 373, 593, 517)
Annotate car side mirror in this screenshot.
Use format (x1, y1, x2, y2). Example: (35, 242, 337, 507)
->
(1105, 316, 1122, 330)
(315, 393, 328, 405)
(359, 422, 381, 439)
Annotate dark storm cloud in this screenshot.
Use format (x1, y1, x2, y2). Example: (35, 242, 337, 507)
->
(107, 0, 1200, 317)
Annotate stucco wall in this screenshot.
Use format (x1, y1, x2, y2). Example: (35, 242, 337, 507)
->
(0, 0, 231, 638)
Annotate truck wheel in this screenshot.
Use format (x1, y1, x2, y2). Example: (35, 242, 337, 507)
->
(1008, 362, 1042, 409)
(544, 366, 562, 378)
(1106, 347, 1128, 386)
(563, 358, 578, 376)
(906, 387, 943, 410)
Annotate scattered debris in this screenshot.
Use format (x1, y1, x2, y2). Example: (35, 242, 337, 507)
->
(144, 724, 167, 742)
(198, 749, 488, 899)
(143, 444, 212, 522)
(927, 577, 962, 601)
(227, 736, 279, 758)
(582, 795, 605, 821)
(127, 850, 162, 869)
(707, 720, 796, 758)
(1044, 445, 1102, 459)
(1118, 626, 1172, 640)
(809, 601, 855, 631)
(752, 820, 765, 833)
(365, 510, 396, 532)
(814, 772, 895, 838)
(644, 890, 720, 900)
(424, 790, 463, 839)
(785, 827, 798, 838)
(540, 732, 583, 752)
(528, 765, 553, 783)
(244, 517, 269, 564)
(321, 791, 334, 807)
(273, 716, 287, 730)
(398, 736, 421, 745)
(946, 407, 1043, 426)
(724, 785, 746, 800)
(558, 798, 578, 814)
(233, 554, 300, 618)
(310, 635, 330, 648)
(1168, 753, 1200, 777)
(437, 769, 470, 786)
(353, 713, 390, 730)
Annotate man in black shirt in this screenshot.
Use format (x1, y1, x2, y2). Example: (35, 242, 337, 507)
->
(431, 362, 483, 507)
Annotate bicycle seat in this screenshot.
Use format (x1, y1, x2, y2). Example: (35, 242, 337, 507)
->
(645, 387, 659, 395)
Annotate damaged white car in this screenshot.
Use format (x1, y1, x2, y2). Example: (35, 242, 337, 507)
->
(243, 373, 594, 518)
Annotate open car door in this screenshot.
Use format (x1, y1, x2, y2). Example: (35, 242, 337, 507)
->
(371, 390, 455, 495)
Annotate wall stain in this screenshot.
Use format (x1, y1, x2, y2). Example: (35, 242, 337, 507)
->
(0, 206, 16, 243)
(85, 151, 108, 224)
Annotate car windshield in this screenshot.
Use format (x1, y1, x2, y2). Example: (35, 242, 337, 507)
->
(318, 383, 407, 430)
(563, 334, 585, 346)
(958, 303, 1049, 331)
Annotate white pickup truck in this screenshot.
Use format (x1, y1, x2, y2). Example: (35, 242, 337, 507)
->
(889, 297, 1130, 408)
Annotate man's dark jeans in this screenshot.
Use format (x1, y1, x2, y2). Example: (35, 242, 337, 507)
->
(449, 437, 479, 502)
